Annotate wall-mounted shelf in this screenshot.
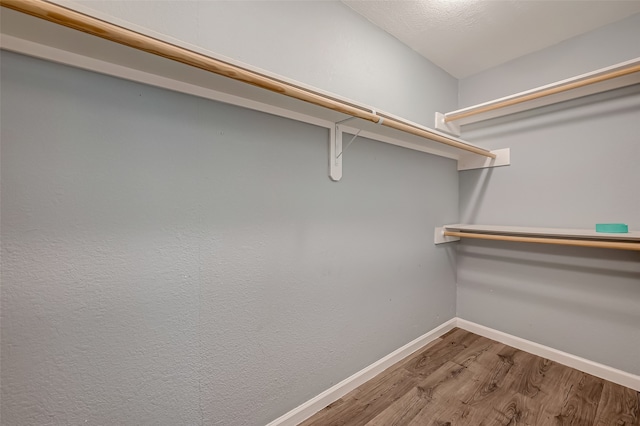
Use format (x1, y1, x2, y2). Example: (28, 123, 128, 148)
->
(435, 57, 640, 134)
(0, 0, 507, 181)
(434, 224, 640, 251)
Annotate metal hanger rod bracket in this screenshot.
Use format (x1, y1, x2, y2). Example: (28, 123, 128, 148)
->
(329, 123, 363, 181)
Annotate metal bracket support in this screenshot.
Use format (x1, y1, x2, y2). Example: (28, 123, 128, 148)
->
(329, 125, 342, 181)
(329, 117, 362, 182)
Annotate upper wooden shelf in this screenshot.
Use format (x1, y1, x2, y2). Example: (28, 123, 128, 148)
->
(444, 224, 640, 241)
(442, 58, 640, 127)
(435, 224, 640, 251)
(0, 1, 498, 170)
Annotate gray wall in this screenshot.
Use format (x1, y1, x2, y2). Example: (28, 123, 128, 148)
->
(457, 14, 640, 375)
(0, 2, 459, 423)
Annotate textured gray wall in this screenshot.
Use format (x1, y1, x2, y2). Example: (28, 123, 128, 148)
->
(0, 29, 458, 426)
(457, 14, 640, 375)
(3, 3, 460, 424)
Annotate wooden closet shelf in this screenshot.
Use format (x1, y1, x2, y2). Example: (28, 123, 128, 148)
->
(435, 224, 640, 251)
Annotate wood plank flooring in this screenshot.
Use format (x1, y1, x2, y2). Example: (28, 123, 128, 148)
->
(300, 329, 640, 426)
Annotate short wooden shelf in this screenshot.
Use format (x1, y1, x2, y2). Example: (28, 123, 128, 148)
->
(435, 224, 640, 251)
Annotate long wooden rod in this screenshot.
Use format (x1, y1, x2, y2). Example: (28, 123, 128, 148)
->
(445, 63, 640, 123)
(0, 0, 495, 159)
(380, 118, 494, 157)
(444, 231, 640, 251)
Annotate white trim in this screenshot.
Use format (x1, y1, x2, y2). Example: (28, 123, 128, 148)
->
(266, 318, 457, 426)
(456, 318, 640, 391)
(269, 317, 639, 426)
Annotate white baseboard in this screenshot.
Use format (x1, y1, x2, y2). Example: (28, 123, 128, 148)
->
(268, 317, 639, 425)
(266, 318, 457, 426)
(456, 318, 640, 392)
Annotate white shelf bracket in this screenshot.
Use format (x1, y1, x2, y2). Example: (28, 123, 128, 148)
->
(434, 226, 460, 245)
(434, 112, 461, 137)
(329, 118, 362, 182)
(329, 125, 342, 181)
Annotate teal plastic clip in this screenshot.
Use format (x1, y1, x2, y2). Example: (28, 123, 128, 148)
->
(595, 223, 628, 233)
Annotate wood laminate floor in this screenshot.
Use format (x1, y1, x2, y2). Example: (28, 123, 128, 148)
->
(300, 328, 640, 426)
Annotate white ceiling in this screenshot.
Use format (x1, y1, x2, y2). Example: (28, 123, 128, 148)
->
(342, 0, 640, 79)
